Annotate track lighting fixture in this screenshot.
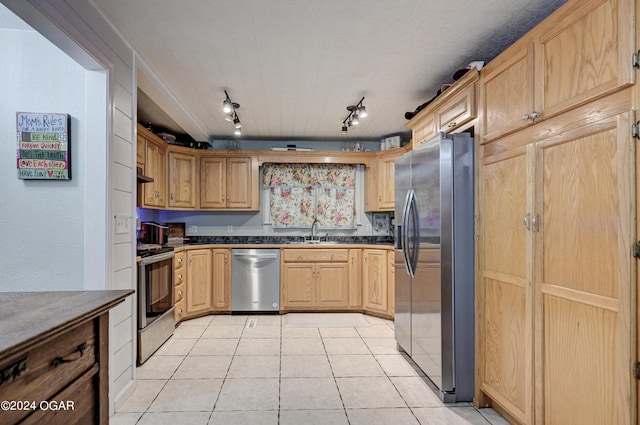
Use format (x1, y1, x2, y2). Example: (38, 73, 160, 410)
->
(341, 96, 367, 135)
(222, 90, 242, 136)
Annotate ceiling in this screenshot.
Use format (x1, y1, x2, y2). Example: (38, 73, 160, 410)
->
(94, 0, 566, 142)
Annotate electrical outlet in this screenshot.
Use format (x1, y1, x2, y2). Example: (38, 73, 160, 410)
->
(115, 214, 129, 234)
(188, 225, 197, 234)
(227, 225, 233, 234)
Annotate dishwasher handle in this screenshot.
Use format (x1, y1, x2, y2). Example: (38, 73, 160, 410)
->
(232, 252, 279, 259)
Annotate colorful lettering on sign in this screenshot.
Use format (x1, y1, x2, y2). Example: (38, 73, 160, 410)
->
(16, 112, 70, 180)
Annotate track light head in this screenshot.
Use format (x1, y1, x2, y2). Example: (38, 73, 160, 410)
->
(222, 99, 233, 114)
(223, 90, 243, 136)
(341, 96, 367, 134)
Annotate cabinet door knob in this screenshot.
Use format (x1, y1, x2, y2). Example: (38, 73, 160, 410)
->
(171, 193, 174, 200)
(178, 258, 183, 264)
(178, 274, 183, 280)
(178, 308, 183, 315)
(178, 290, 183, 296)
(523, 213, 531, 231)
(221, 196, 225, 202)
(530, 111, 541, 120)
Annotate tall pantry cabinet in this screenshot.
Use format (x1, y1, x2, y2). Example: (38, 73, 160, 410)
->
(475, 0, 637, 424)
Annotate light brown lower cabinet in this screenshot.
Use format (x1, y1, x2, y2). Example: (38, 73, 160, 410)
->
(186, 249, 213, 316)
(281, 249, 350, 310)
(348, 249, 363, 309)
(362, 249, 388, 314)
(478, 111, 634, 425)
(212, 248, 231, 311)
(178, 246, 395, 321)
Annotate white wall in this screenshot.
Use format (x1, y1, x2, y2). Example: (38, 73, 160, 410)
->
(0, 0, 138, 415)
(0, 14, 86, 291)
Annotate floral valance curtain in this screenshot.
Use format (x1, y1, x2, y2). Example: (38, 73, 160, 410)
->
(263, 163, 356, 228)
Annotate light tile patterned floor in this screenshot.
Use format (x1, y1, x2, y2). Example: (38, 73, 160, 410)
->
(113, 313, 510, 425)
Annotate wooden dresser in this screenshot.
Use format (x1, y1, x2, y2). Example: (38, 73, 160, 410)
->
(0, 290, 132, 424)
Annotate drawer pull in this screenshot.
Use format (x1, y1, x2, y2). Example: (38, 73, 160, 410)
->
(0, 357, 27, 386)
(448, 121, 456, 128)
(51, 343, 86, 367)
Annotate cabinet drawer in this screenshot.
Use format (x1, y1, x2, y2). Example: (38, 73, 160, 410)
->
(174, 251, 186, 271)
(21, 365, 98, 425)
(282, 249, 348, 262)
(436, 84, 476, 133)
(0, 320, 96, 424)
(175, 268, 185, 286)
(175, 282, 185, 304)
(174, 299, 186, 322)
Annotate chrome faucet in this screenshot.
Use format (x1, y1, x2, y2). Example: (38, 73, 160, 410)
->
(310, 218, 319, 241)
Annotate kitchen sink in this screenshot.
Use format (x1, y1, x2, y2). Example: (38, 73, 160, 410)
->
(293, 239, 339, 245)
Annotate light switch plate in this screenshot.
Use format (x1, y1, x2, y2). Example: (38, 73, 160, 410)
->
(115, 214, 130, 234)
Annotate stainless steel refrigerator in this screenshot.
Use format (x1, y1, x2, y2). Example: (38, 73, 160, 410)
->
(394, 132, 474, 402)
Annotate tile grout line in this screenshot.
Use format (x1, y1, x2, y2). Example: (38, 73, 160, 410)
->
(321, 326, 353, 425)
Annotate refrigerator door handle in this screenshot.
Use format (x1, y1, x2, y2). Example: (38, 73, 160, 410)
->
(401, 190, 413, 276)
(407, 189, 420, 275)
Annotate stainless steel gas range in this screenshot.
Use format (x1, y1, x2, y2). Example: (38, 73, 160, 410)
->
(136, 244, 175, 364)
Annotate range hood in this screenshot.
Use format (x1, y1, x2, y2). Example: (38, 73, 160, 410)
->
(137, 167, 154, 184)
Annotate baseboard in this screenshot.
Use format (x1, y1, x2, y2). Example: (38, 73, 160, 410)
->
(111, 379, 136, 416)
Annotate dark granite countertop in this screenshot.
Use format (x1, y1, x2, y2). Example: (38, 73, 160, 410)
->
(184, 235, 394, 246)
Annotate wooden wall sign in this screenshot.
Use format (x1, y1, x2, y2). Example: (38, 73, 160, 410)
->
(16, 112, 71, 180)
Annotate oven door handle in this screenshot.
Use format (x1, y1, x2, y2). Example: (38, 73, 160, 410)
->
(139, 251, 175, 265)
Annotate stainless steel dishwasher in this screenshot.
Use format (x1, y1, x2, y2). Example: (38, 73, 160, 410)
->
(231, 249, 280, 312)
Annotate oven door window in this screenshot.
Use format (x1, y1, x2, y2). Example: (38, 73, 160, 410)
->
(142, 257, 174, 317)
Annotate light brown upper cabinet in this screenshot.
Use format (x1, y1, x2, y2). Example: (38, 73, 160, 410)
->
(407, 67, 478, 148)
(365, 149, 406, 212)
(481, 0, 634, 143)
(410, 110, 436, 149)
(168, 151, 197, 209)
(137, 130, 167, 208)
(366, 153, 401, 212)
(436, 79, 477, 134)
(200, 156, 258, 210)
